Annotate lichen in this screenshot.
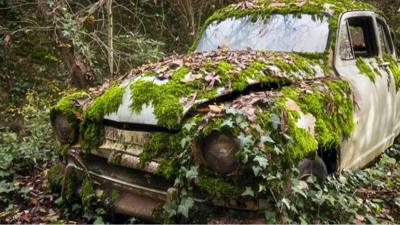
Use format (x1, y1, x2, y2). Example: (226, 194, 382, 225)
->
(356, 58, 377, 82)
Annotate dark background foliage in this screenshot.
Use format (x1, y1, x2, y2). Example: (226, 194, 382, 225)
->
(0, 0, 399, 223)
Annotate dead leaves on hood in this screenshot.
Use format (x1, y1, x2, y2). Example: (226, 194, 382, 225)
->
(126, 50, 309, 86)
(231, 91, 282, 122)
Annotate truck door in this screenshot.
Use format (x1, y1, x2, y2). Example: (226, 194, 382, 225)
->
(375, 17, 400, 136)
(334, 11, 395, 170)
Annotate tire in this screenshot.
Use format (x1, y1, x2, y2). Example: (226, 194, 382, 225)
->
(298, 157, 328, 185)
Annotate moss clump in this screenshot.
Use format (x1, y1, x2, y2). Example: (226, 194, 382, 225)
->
(356, 58, 377, 82)
(81, 85, 126, 151)
(140, 132, 174, 166)
(282, 79, 354, 149)
(196, 176, 241, 199)
(85, 86, 126, 121)
(48, 163, 65, 191)
(50, 91, 89, 143)
(383, 55, 400, 90)
(62, 169, 79, 202)
(81, 177, 95, 208)
(130, 80, 188, 130)
(81, 122, 105, 152)
(285, 110, 318, 160)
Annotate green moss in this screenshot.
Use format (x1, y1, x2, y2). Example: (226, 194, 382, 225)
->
(80, 85, 125, 152)
(285, 110, 318, 161)
(282, 79, 354, 150)
(356, 58, 377, 82)
(140, 132, 172, 166)
(130, 80, 187, 130)
(156, 159, 179, 180)
(81, 177, 95, 208)
(50, 91, 89, 143)
(384, 55, 400, 90)
(62, 169, 78, 202)
(81, 122, 105, 152)
(85, 86, 126, 121)
(48, 163, 64, 191)
(196, 176, 241, 199)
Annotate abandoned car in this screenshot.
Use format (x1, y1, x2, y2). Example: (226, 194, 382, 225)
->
(50, 0, 400, 222)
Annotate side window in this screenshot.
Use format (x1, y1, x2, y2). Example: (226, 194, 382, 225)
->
(377, 19, 393, 55)
(339, 16, 378, 60)
(339, 21, 354, 60)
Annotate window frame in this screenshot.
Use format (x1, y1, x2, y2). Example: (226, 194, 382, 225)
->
(335, 11, 381, 65)
(375, 17, 395, 56)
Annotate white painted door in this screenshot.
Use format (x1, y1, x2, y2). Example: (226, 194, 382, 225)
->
(334, 11, 396, 170)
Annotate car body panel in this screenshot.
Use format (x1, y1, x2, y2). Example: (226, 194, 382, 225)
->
(334, 11, 399, 170)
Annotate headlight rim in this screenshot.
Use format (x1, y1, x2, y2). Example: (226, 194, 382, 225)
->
(51, 110, 79, 145)
(199, 131, 240, 176)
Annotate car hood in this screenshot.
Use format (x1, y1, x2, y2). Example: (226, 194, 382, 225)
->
(98, 50, 331, 129)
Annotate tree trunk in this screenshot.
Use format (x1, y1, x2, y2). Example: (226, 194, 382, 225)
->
(107, 0, 114, 77)
(37, 0, 96, 89)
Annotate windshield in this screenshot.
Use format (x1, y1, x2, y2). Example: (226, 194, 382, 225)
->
(196, 14, 330, 53)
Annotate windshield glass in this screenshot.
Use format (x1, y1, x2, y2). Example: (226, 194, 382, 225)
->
(196, 14, 330, 53)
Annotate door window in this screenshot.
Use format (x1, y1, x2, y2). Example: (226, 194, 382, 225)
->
(339, 16, 379, 60)
(377, 19, 393, 55)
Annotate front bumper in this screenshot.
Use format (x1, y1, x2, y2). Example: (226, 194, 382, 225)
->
(65, 147, 267, 223)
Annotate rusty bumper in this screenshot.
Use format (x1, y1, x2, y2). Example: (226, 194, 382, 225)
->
(65, 148, 266, 223)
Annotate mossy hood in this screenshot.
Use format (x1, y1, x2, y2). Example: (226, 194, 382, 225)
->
(94, 50, 331, 130)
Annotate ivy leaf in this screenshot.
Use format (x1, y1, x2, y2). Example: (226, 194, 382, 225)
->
(259, 184, 267, 192)
(177, 197, 194, 218)
(273, 146, 283, 155)
(93, 216, 104, 224)
(281, 198, 291, 209)
(271, 113, 281, 130)
(183, 121, 196, 131)
(225, 107, 238, 115)
(261, 134, 275, 144)
(163, 201, 177, 218)
(242, 187, 254, 197)
(365, 215, 377, 224)
(254, 156, 268, 169)
(185, 166, 198, 180)
(252, 166, 262, 176)
(238, 133, 253, 149)
(221, 118, 234, 128)
(239, 121, 249, 129)
(180, 137, 190, 149)
(235, 115, 244, 124)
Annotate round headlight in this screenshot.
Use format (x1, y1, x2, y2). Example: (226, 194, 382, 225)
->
(201, 132, 239, 175)
(52, 112, 76, 144)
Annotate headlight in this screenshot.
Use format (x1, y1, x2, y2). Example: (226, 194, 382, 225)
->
(52, 112, 76, 144)
(201, 132, 239, 175)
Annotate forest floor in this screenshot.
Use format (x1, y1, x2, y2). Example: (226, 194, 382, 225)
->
(1, 147, 400, 224)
